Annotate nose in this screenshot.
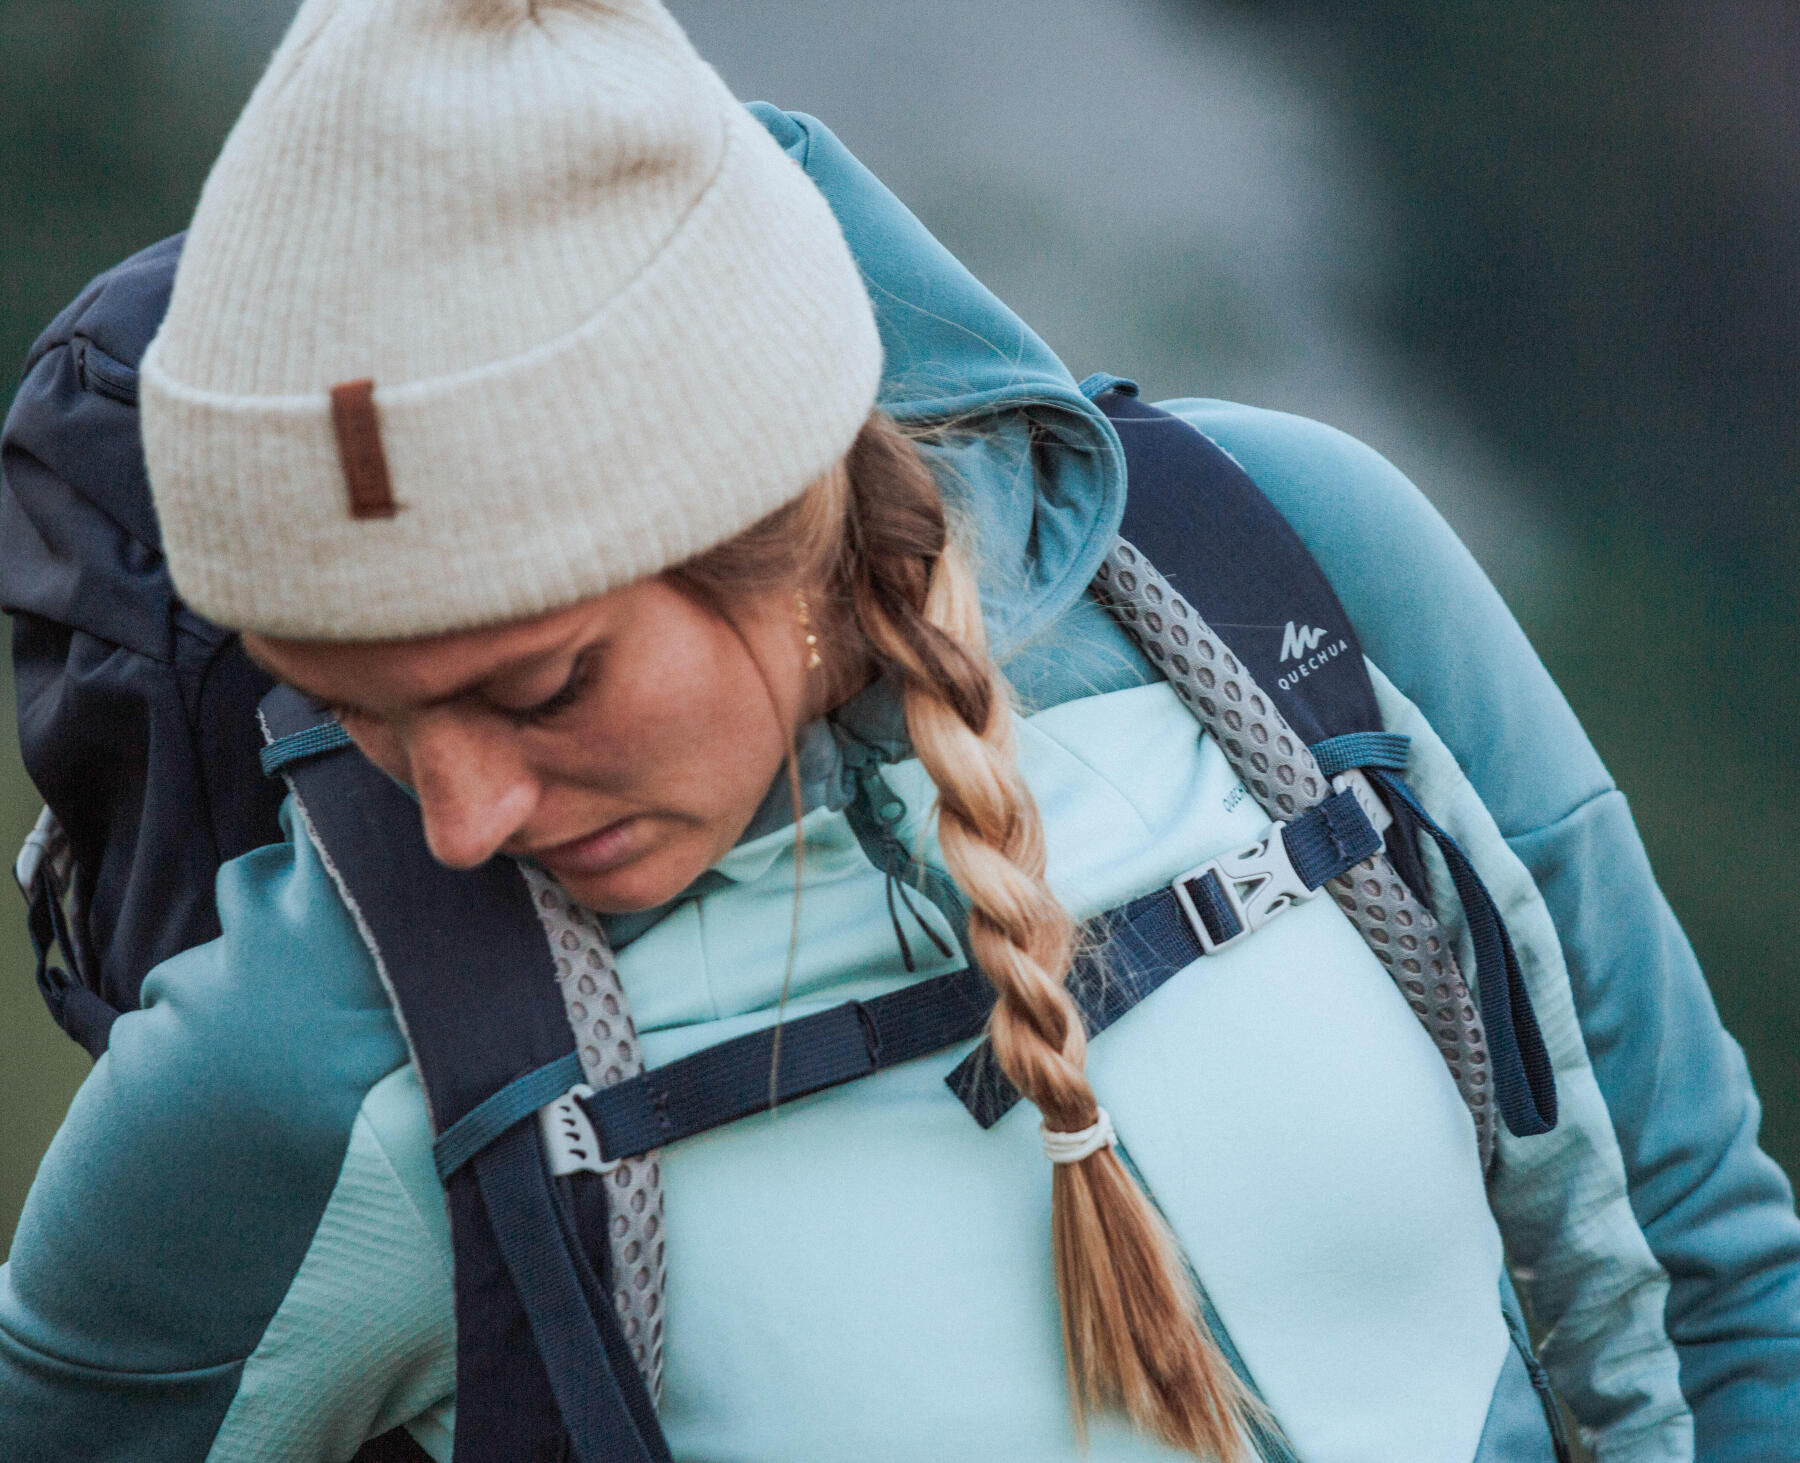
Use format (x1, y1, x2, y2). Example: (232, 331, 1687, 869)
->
(405, 712, 540, 869)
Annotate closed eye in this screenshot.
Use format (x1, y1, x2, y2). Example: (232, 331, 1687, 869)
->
(510, 644, 602, 725)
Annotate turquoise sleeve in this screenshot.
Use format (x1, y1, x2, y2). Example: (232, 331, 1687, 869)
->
(0, 809, 409, 1459)
(1167, 397, 1800, 1460)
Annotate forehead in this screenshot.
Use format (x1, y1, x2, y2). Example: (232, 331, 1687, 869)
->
(242, 586, 634, 706)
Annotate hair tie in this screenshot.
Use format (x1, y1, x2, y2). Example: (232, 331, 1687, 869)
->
(1041, 1107, 1116, 1165)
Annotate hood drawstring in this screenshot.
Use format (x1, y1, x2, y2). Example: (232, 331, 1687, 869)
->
(883, 869, 956, 974)
(839, 728, 973, 976)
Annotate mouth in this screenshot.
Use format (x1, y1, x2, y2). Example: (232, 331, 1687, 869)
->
(531, 815, 645, 879)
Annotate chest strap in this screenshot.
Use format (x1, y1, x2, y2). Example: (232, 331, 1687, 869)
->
(431, 786, 1381, 1176)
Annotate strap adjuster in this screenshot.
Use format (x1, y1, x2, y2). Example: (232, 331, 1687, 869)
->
(539, 1083, 620, 1177)
(1171, 821, 1321, 954)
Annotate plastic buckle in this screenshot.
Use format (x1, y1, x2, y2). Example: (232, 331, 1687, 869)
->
(1170, 821, 1321, 955)
(539, 1083, 619, 1178)
(14, 805, 67, 896)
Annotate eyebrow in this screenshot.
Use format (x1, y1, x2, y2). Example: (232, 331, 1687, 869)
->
(250, 632, 592, 719)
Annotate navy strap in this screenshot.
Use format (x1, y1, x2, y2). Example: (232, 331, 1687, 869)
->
(1096, 388, 1435, 909)
(1311, 731, 1411, 778)
(588, 798, 1380, 1157)
(579, 966, 994, 1161)
(1281, 787, 1384, 889)
(407, 794, 1381, 1174)
(1367, 769, 1557, 1137)
(473, 1126, 667, 1463)
(1104, 390, 1385, 749)
(953, 791, 1380, 1127)
(950, 883, 1198, 1126)
(259, 720, 353, 777)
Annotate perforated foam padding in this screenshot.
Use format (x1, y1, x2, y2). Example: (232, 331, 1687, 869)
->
(523, 866, 668, 1400)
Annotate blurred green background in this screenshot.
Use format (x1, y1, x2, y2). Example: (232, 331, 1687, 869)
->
(2, 0, 1796, 1259)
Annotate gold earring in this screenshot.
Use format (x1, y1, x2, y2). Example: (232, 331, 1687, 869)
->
(795, 588, 822, 671)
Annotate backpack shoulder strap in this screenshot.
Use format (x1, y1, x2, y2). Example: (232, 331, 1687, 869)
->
(1102, 384, 1385, 751)
(1087, 382, 1555, 1161)
(258, 685, 670, 1463)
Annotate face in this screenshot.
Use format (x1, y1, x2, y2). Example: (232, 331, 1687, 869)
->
(244, 576, 820, 913)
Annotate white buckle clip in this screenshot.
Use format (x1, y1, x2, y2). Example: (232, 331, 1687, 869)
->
(538, 1084, 618, 1178)
(14, 805, 68, 896)
(1171, 821, 1321, 955)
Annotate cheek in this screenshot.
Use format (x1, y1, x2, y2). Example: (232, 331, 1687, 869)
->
(564, 608, 791, 820)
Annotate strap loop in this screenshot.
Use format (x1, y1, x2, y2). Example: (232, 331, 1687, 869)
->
(260, 720, 354, 777)
(1281, 788, 1384, 889)
(1311, 730, 1412, 778)
(434, 1051, 585, 1180)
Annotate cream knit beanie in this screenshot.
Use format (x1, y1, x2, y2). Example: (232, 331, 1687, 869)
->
(140, 0, 882, 640)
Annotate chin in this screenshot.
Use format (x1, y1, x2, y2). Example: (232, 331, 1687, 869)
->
(549, 849, 702, 916)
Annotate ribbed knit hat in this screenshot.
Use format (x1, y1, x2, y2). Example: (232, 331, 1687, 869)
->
(140, 0, 882, 640)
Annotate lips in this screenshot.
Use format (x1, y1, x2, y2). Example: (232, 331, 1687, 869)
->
(533, 815, 644, 878)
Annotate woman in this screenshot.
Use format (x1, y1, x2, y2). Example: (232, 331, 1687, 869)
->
(2, 1, 1796, 1460)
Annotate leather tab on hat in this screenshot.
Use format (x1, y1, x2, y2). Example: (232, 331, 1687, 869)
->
(329, 379, 397, 519)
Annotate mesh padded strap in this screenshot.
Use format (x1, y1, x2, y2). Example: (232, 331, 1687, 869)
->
(260, 683, 667, 1463)
(473, 1127, 667, 1463)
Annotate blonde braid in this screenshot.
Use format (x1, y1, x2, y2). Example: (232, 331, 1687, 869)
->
(843, 417, 1260, 1459)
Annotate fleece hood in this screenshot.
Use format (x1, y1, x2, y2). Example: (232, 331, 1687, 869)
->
(751, 106, 1127, 659)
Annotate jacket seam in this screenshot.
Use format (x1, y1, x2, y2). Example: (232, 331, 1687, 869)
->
(0, 1317, 247, 1381)
(1504, 783, 1627, 849)
(355, 1083, 452, 1257)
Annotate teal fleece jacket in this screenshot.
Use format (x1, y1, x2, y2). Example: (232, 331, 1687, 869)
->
(1, 108, 1796, 1461)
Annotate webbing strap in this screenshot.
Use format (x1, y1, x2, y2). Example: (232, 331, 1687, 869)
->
(1367, 770, 1557, 1137)
(595, 792, 1375, 1154)
(955, 794, 1379, 1127)
(1311, 730, 1412, 778)
(435, 1050, 585, 1180)
(950, 882, 1201, 1127)
(259, 720, 353, 777)
(473, 1126, 667, 1463)
(1281, 787, 1383, 889)
(581, 968, 995, 1162)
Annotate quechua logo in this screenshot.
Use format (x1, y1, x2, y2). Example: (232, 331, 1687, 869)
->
(1279, 622, 1328, 663)
(1276, 621, 1349, 691)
